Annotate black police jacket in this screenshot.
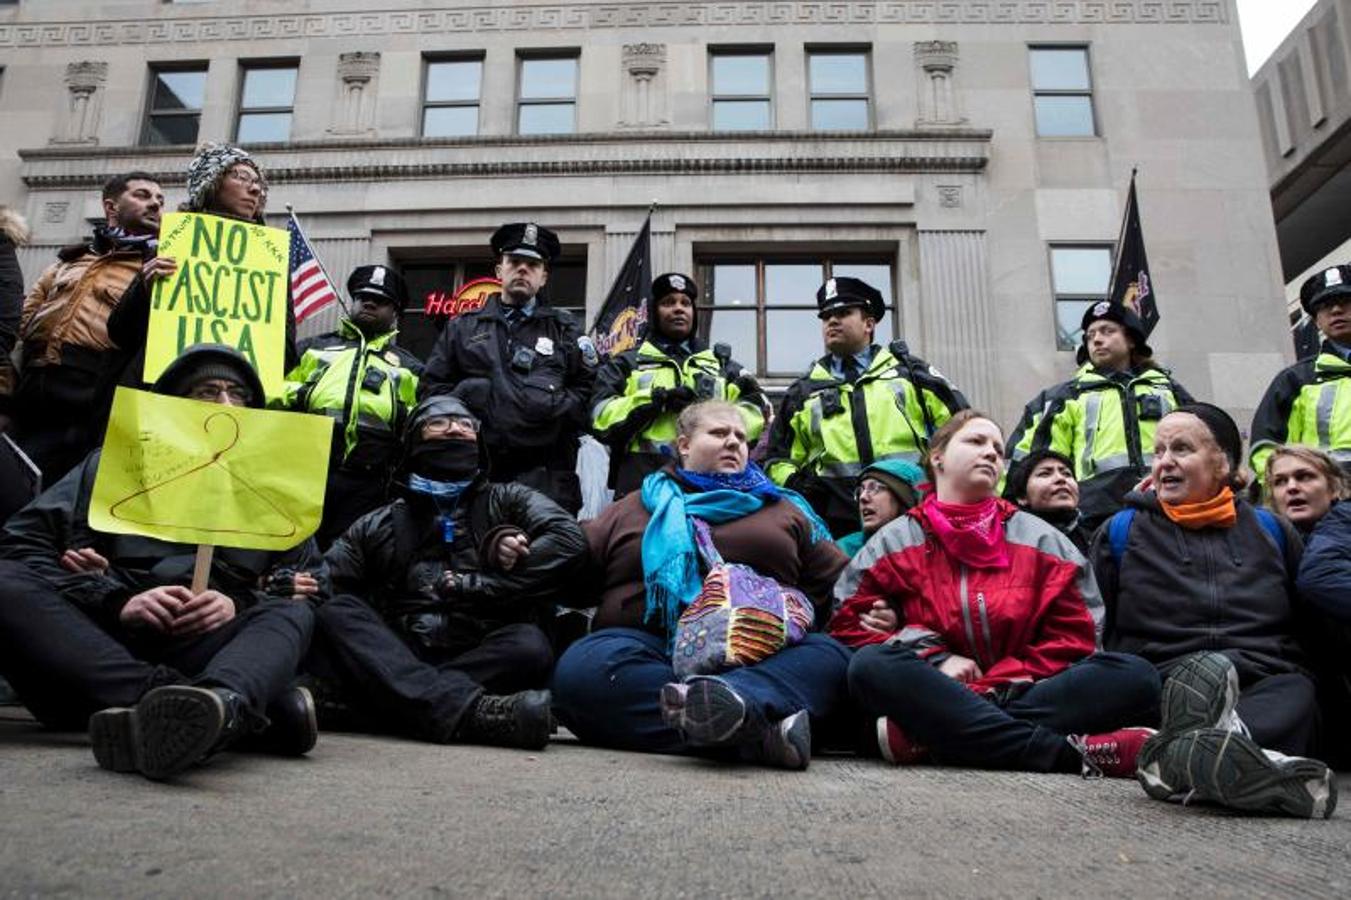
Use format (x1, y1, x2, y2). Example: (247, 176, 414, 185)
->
(323, 479, 586, 659)
(419, 295, 595, 466)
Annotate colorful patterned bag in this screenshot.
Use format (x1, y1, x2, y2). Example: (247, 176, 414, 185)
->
(671, 518, 815, 678)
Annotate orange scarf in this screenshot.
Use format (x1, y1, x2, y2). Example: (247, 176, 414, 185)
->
(1159, 486, 1237, 530)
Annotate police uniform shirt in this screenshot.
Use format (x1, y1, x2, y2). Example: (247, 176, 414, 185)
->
(828, 347, 875, 382)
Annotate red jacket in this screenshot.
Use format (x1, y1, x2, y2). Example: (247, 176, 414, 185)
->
(829, 499, 1102, 695)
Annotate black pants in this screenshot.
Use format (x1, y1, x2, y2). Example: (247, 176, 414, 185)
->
(307, 594, 554, 742)
(317, 465, 389, 549)
(1236, 673, 1319, 758)
(848, 644, 1160, 772)
(0, 560, 314, 729)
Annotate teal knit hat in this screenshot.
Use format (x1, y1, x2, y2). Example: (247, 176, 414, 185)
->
(858, 459, 926, 510)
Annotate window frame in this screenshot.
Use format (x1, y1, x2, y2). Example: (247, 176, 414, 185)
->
(421, 52, 485, 138)
(708, 46, 775, 132)
(1047, 242, 1116, 351)
(1028, 44, 1099, 138)
(141, 62, 209, 147)
(234, 59, 299, 145)
(515, 50, 580, 136)
(806, 45, 873, 131)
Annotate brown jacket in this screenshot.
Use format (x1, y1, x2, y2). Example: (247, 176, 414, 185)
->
(18, 245, 142, 367)
(580, 480, 849, 634)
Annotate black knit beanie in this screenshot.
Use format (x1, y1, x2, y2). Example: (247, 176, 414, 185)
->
(1002, 448, 1075, 503)
(1174, 403, 1242, 474)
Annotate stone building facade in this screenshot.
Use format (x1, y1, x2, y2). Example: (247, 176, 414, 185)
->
(0, 0, 1288, 428)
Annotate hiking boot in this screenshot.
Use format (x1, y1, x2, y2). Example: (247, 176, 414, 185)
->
(456, 689, 553, 750)
(1138, 652, 1243, 795)
(877, 717, 928, 766)
(1137, 728, 1337, 819)
(1073, 726, 1156, 779)
(238, 685, 318, 757)
(660, 676, 748, 746)
(742, 710, 812, 771)
(89, 686, 247, 780)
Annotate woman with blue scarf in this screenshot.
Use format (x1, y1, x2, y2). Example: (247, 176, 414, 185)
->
(553, 400, 852, 769)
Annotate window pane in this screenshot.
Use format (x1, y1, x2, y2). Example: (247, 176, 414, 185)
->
(241, 67, 296, 109)
(712, 55, 769, 96)
(1051, 247, 1112, 295)
(811, 99, 868, 130)
(810, 54, 866, 95)
(1034, 96, 1095, 137)
(1056, 299, 1095, 350)
(145, 114, 200, 145)
(1030, 48, 1090, 91)
(236, 112, 291, 143)
(426, 60, 482, 103)
(423, 105, 479, 137)
(518, 102, 575, 135)
(765, 263, 822, 306)
(152, 70, 205, 111)
(831, 263, 893, 309)
(707, 264, 756, 308)
(712, 100, 770, 131)
(704, 309, 757, 370)
(766, 309, 823, 373)
(520, 58, 577, 100)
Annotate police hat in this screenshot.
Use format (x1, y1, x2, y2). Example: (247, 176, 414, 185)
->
(347, 265, 407, 307)
(1299, 265, 1351, 316)
(816, 277, 885, 321)
(491, 222, 560, 264)
(652, 272, 699, 303)
(1076, 300, 1151, 365)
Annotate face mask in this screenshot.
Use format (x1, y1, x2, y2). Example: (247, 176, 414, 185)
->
(409, 439, 479, 482)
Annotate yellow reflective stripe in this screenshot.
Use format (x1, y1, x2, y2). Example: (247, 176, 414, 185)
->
(1317, 383, 1338, 448)
(1080, 393, 1103, 477)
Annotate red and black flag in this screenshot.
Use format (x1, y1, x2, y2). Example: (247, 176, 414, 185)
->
(1108, 171, 1159, 336)
(589, 212, 652, 359)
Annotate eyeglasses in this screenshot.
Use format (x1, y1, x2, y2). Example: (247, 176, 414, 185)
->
(188, 380, 252, 404)
(421, 414, 479, 434)
(226, 168, 264, 189)
(853, 480, 887, 502)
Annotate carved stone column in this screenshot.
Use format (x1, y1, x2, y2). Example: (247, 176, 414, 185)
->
(915, 41, 965, 128)
(330, 51, 380, 136)
(52, 61, 107, 145)
(619, 43, 669, 129)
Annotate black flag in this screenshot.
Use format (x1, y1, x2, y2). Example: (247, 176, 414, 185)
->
(1293, 313, 1322, 360)
(1108, 172, 1159, 336)
(590, 213, 652, 358)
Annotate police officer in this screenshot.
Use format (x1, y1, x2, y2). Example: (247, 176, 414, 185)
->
(280, 264, 422, 547)
(591, 272, 766, 496)
(1250, 265, 1351, 479)
(765, 276, 967, 537)
(420, 223, 596, 514)
(1007, 300, 1192, 529)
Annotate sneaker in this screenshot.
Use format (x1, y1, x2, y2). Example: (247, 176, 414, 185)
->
(1138, 727, 1338, 819)
(877, 718, 928, 765)
(747, 710, 812, 771)
(1073, 726, 1156, 779)
(456, 689, 553, 750)
(89, 685, 242, 780)
(660, 676, 748, 746)
(1138, 652, 1243, 795)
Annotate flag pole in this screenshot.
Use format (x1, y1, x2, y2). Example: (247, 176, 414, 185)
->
(286, 203, 350, 318)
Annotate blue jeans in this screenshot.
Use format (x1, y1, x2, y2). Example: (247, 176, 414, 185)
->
(848, 644, 1160, 772)
(552, 628, 852, 755)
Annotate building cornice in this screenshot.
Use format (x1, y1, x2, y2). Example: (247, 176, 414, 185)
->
(0, 2, 1231, 48)
(19, 129, 993, 189)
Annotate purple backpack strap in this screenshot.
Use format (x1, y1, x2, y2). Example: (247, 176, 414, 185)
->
(690, 517, 724, 569)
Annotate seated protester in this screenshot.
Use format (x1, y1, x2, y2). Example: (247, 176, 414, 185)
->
(552, 400, 851, 769)
(1297, 481, 1351, 623)
(1003, 449, 1093, 556)
(311, 395, 586, 750)
(1266, 445, 1348, 538)
(835, 459, 924, 559)
(832, 410, 1159, 776)
(0, 344, 321, 781)
(591, 272, 766, 498)
(1094, 404, 1337, 818)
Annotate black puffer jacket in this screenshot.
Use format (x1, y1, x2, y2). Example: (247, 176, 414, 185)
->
(325, 479, 586, 657)
(1093, 491, 1310, 683)
(0, 449, 326, 629)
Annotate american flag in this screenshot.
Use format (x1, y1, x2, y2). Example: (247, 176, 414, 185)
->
(288, 212, 339, 324)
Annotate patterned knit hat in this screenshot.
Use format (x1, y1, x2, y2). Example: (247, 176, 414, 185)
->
(185, 143, 262, 212)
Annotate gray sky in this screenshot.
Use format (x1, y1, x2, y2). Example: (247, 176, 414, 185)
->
(1238, 0, 1318, 75)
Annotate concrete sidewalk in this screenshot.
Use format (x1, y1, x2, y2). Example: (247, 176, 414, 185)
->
(2, 712, 1348, 899)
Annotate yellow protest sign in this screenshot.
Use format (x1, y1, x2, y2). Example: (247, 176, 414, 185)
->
(90, 387, 333, 551)
(144, 212, 290, 398)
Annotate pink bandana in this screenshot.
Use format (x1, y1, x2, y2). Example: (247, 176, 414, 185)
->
(919, 495, 1012, 570)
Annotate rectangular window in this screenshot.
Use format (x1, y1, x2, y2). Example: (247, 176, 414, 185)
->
(423, 56, 483, 137)
(1029, 46, 1096, 137)
(808, 49, 870, 130)
(142, 65, 207, 146)
(710, 50, 773, 131)
(1049, 245, 1113, 350)
(696, 256, 895, 378)
(236, 63, 297, 144)
(517, 54, 578, 135)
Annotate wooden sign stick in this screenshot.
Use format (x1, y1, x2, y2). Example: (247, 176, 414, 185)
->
(191, 544, 214, 594)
